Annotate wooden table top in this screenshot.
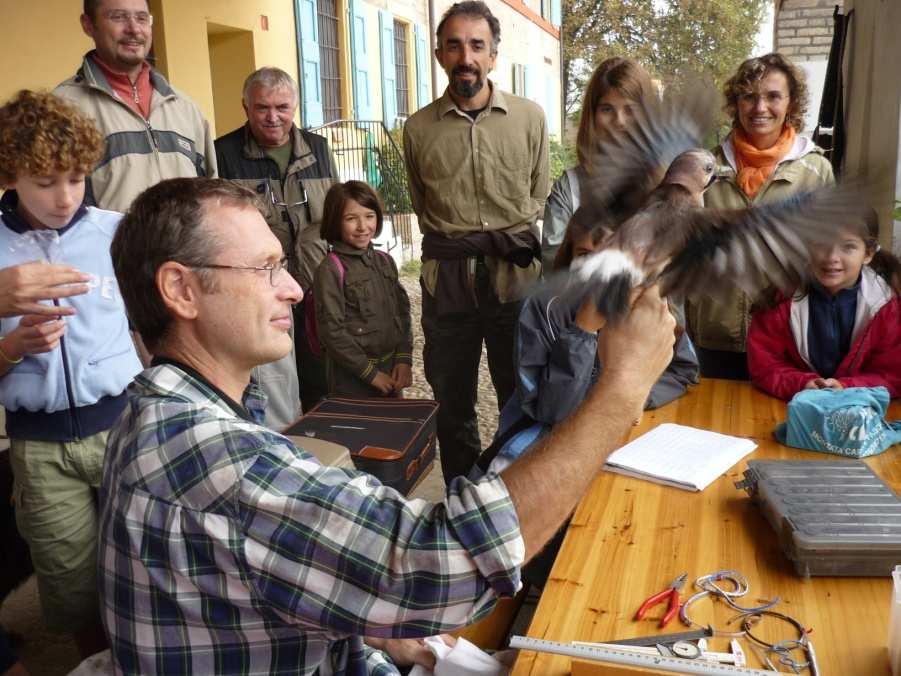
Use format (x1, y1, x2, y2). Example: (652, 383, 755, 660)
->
(511, 379, 901, 675)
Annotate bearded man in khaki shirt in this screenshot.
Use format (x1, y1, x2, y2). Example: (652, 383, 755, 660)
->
(403, 0, 549, 483)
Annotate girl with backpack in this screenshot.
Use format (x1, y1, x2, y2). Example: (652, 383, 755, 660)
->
(747, 211, 901, 400)
(312, 181, 413, 398)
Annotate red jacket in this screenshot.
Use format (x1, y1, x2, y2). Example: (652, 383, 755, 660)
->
(748, 267, 901, 400)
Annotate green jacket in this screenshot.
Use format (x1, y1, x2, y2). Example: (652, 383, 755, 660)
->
(313, 242, 413, 385)
(686, 133, 835, 353)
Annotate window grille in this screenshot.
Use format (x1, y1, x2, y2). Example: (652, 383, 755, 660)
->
(318, 0, 342, 123)
(394, 20, 410, 117)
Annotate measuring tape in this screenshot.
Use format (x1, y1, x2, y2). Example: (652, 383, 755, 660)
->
(510, 636, 773, 675)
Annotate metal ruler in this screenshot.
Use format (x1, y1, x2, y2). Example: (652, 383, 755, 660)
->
(608, 627, 713, 647)
(510, 636, 774, 675)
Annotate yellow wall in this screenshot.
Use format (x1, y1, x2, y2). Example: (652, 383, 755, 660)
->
(0, 0, 299, 137)
(208, 26, 256, 136)
(0, 0, 93, 102)
(158, 0, 300, 137)
(337, 0, 354, 117)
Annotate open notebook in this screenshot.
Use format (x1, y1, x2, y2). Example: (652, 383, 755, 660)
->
(604, 423, 757, 491)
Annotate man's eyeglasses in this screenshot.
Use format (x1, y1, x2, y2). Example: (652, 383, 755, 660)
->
(105, 10, 153, 26)
(191, 257, 289, 287)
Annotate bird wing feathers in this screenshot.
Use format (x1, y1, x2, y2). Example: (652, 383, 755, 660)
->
(657, 182, 871, 302)
(542, 181, 871, 324)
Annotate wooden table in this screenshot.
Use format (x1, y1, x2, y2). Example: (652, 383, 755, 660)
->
(512, 379, 901, 675)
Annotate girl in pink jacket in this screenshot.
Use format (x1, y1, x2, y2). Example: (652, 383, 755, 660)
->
(747, 213, 901, 400)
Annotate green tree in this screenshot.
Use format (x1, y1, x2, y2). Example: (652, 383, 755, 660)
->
(562, 0, 768, 126)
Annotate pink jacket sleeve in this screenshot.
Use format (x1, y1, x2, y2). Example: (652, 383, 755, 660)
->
(747, 301, 820, 401)
(836, 298, 901, 397)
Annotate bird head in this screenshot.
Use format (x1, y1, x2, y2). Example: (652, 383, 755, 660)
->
(661, 149, 718, 206)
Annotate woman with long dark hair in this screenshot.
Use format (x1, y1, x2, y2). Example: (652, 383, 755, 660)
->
(541, 57, 655, 270)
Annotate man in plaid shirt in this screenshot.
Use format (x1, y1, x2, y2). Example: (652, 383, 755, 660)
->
(101, 178, 676, 674)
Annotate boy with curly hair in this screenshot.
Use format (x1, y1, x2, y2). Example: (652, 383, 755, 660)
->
(0, 90, 142, 658)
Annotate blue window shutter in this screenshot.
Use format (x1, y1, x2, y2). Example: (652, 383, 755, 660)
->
(414, 24, 430, 109)
(350, 0, 373, 119)
(551, 0, 561, 28)
(379, 10, 398, 128)
(296, 0, 323, 127)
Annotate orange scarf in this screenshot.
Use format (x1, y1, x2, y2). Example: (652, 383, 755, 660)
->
(732, 125, 796, 198)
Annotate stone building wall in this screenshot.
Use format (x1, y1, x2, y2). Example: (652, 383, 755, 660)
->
(773, 0, 844, 131)
(774, 0, 843, 62)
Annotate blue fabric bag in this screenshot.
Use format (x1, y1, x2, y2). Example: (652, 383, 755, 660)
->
(774, 386, 901, 458)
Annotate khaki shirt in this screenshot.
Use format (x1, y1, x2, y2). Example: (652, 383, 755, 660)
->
(403, 83, 549, 301)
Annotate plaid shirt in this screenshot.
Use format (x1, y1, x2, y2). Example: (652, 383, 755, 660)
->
(98, 364, 524, 675)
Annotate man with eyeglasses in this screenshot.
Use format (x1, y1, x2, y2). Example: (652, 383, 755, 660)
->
(102, 176, 676, 675)
(54, 0, 217, 213)
(215, 67, 338, 416)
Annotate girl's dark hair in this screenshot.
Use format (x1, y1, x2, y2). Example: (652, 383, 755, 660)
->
(576, 57, 655, 171)
(320, 180, 384, 243)
(861, 209, 901, 295)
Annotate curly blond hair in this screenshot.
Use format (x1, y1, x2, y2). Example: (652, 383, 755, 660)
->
(0, 90, 104, 184)
(723, 53, 808, 133)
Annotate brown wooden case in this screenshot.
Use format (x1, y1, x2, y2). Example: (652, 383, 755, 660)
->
(284, 397, 438, 495)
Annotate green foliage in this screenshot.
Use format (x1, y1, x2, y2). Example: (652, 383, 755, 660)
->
(378, 126, 413, 214)
(549, 138, 577, 182)
(562, 0, 769, 124)
(400, 258, 422, 277)
(893, 200, 901, 222)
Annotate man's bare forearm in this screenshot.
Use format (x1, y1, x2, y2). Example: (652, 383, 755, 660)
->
(501, 372, 645, 561)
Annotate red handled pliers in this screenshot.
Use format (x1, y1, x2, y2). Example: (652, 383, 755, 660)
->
(634, 572, 688, 628)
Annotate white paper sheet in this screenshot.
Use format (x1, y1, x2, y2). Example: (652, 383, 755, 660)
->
(604, 423, 757, 491)
(408, 636, 509, 676)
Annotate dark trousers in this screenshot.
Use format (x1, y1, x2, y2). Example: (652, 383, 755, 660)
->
(421, 263, 519, 484)
(293, 301, 330, 412)
(696, 347, 749, 381)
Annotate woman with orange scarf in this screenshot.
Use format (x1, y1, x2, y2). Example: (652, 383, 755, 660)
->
(686, 53, 835, 380)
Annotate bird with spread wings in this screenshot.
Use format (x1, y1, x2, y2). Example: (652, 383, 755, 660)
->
(551, 82, 871, 325)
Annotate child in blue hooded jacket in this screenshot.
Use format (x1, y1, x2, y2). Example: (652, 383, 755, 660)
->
(0, 91, 141, 658)
(473, 217, 698, 587)
(499, 216, 698, 439)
